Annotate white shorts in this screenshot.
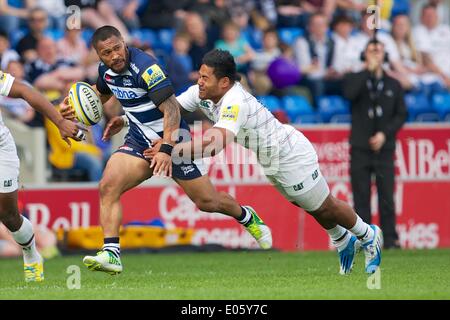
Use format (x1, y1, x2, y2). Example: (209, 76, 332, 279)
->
(265, 131, 330, 212)
(0, 132, 20, 193)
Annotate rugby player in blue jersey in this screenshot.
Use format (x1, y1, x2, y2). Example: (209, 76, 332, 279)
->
(60, 26, 272, 275)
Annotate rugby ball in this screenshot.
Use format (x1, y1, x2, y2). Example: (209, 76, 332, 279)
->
(68, 82, 103, 126)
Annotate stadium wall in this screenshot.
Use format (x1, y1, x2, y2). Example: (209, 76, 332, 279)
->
(18, 124, 450, 251)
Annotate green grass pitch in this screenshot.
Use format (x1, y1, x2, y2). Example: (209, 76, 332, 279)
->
(0, 249, 449, 299)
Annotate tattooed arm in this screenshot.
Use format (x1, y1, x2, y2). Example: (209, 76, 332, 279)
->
(158, 94, 181, 146)
(150, 94, 181, 177)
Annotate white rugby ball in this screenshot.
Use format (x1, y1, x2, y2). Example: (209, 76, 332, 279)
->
(68, 82, 103, 126)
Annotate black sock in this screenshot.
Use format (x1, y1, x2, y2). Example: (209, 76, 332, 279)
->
(237, 207, 253, 225)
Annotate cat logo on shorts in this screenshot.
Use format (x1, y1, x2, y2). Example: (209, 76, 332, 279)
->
(220, 105, 239, 122)
(3, 180, 12, 188)
(293, 183, 304, 191)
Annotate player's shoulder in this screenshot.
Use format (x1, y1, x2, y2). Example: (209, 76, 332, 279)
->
(221, 82, 250, 107)
(128, 47, 161, 75)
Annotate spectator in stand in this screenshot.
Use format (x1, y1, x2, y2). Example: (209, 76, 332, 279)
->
(335, 0, 367, 23)
(25, 37, 85, 106)
(0, 0, 35, 35)
(276, 0, 335, 28)
(36, 0, 66, 30)
(183, 12, 217, 71)
(352, 11, 410, 87)
(412, 0, 450, 26)
(16, 7, 49, 63)
(294, 13, 341, 101)
(390, 14, 442, 91)
(0, 31, 20, 70)
(140, 0, 192, 30)
(215, 21, 255, 74)
(331, 15, 361, 76)
(64, 0, 130, 42)
(249, 27, 281, 95)
(0, 60, 35, 124)
(276, 0, 308, 28)
(413, 4, 450, 89)
(57, 27, 101, 82)
(107, 0, 140, 30)
(167, 33, 196, 95)
(57, 27, 89, 65)
(187, 0, 230, 29)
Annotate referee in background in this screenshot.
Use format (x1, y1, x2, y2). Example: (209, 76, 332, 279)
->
(343, 39, 408, 249)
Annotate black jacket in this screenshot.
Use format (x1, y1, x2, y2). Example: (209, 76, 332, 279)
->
(343, 70, 408, 150)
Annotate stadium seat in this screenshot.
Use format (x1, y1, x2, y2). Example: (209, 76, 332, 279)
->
(294, 113, 323, 125)
(157, 28, 175, 51)
(330, 113, 351, 124)
(9, 28, 28, 49)
(404, 93, 433, 121)
(131, 28, 157, 47)
(431, 93, 450, 120)
(391, 0, 410, 17)
(242, 27, 263, 50)
(44, 29, 64, 41)
(281, 95, 314, 122)
(81, 28, 94, 46)
(257, 95, 282, 112)
(317, 96, 350, 123)
(278, 28, 304, 45)
(415, 113, 441, 122)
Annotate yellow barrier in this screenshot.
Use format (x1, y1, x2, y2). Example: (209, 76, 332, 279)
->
(57, 226, 194, 250)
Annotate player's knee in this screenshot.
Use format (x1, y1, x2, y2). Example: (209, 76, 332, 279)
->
(194, 196, 218, 213)
(99, 178, 119, 200)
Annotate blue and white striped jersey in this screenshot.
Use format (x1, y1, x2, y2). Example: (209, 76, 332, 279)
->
(96, 47, 188, 146)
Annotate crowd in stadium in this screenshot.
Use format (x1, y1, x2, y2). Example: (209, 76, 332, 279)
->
(0, 0, 449, 182)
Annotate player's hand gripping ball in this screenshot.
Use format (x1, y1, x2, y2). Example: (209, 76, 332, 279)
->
(68, 82, 103, 126)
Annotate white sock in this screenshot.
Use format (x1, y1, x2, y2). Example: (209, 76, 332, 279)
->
(10, 216, 41, 264)
(327, 225, 351, 252)
(103, 241, 120, 258)
(349, 216, 374, 244)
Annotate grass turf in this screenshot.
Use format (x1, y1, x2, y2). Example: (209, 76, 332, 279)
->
(0, 249, 449, 300)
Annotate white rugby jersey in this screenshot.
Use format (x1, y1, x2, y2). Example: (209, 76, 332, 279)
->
(0, 71, 15, 142)
(177, 82, 310, 167)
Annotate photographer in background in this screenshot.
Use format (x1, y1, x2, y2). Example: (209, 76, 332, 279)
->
(343, 39, 408, 249)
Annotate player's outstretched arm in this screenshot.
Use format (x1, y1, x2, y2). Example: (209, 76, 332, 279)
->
(145, 127, 235, 161)
(8, 80, 85, 145)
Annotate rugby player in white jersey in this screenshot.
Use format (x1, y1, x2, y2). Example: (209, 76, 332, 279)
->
(0, 70, 84, 282)
(146, 50, 383, 275)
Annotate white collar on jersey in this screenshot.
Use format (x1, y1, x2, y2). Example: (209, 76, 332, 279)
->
(106, 68, 133, 77)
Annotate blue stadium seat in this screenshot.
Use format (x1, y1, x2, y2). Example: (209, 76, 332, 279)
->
(257, 95, 282, 112)
(81, 28, 94, 46)
(404, 93, 433, 121)
(281, 95, 314, 122)
(415, 113, 441, 122)
(391, 0, 410, 17)
(278, 28, 304, 45)
(9, 28, 28, 49)
(242, 27, 263, 50)
(44, 29, 64, 41)
(431, 93, 450, 120)
(330, 114, 351, 124)
(317, 96, 350, 123)
(294, 113, 323, 125)
(157, 28, 175, 52)
(131, 28, 157, 47)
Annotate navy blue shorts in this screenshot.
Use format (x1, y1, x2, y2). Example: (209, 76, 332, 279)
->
(115, 135, 206, 180)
